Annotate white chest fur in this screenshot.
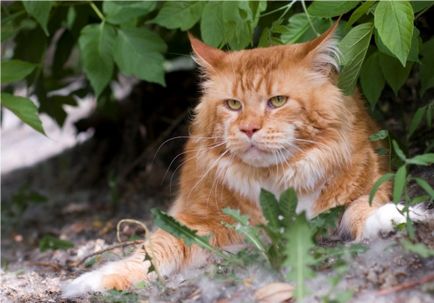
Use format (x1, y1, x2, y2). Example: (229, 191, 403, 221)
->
(216, 159, 322, 218)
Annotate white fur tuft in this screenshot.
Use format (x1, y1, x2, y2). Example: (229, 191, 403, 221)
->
(62, 270, 105, 298)
(312, 38, 341, 74)
(363, 203, 433, 239)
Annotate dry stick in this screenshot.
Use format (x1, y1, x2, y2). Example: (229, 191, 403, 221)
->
(75, 240, 144, 267)
(377, 272, 434, 296)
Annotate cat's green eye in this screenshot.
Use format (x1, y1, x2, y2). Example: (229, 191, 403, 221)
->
(226, 99, 242, 111)
(268, 96, 288, 108)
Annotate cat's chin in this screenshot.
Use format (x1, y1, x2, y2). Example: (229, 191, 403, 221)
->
(238, 147, 290, 168)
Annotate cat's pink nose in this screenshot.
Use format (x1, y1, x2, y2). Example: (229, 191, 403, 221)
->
(240, 126, 260, 138)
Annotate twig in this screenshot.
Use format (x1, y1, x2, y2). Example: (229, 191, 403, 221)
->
(75, 240, 144, 267)
(30, 261, 63, 272)
(377, 272, 434, 296)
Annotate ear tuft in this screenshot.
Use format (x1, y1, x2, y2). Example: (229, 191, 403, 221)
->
(303, 22, 341, 75)
(188, 33, 225, 70)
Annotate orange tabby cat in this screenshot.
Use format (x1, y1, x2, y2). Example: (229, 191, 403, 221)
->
(64, 24, 410, 296)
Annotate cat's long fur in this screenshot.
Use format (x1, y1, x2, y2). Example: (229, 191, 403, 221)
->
(63, 25, 427, 297)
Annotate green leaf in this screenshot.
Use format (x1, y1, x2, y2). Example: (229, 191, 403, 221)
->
(338, 23, 373, 95)
(200, 2, 225, 47)
(420, 38, 434, 95)
(392, 140, 407, 161)
(360, 52, 385, 109)
(39, 235, 73, 252)
(284, 215, 315, 300)
(407, 154, 434, 166)
(369, 173, 394, 205)
(408, 106, 426, 138)
(151, 209, 216, 252)
(79, 23, 116, 97)
(401, 239, 434, 258)
(278, 188, 298, 224)
(222, 208, 267, 254)
(280, 13, 330, 44)
(113, 27, 166, 85)
(346, 1, 375, 28)
(375, 27, 420, 63)
(411, 1, 433, 13)
(379, 53, 413, 95)
(103, 1, 156, 24)
(413, 177, 434, 199)
(259, 189, 281, 231)
(393, 165, 407, 203)
(0, 93, 45, 134)
(1, 60, 36, 84)
(369, 129, 389, 142)
(374, 1, 414, 66)
(22, 0, 53, 35)
(152, 1, 205, 30)
(309, 1, 359, 17)
(221, 1, 255, 50)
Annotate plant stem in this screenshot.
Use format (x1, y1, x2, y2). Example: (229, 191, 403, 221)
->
(89, 1, 105, 21)
(260, 3, 292, 18)
(277, 0, 297, 22)
(301, 0, 319, 36)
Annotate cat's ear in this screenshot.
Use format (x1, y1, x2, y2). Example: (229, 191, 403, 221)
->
(301, 22, 340, 76)
(188, 33, 225, 70)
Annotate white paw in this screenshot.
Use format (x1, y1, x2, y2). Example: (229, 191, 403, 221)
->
(62, 270, 104, 298)
(363, 203, 433, 239)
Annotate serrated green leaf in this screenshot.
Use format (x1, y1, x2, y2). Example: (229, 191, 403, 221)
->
(22, 0, 53, 36)
(151, 209, 215, 252)
(221, 1, 254, 50)
(407, 153, 434, 166)
(375, 27, 420, 63)
(284, 214, 315, 300)
(374, 1, 414, 66)
(309, 1, 359, 18)
(1, 60, 37, 84)
(393, 165, 407, 203)
(113, 27, 166, 85)
(369, 129, 389, 142)
(103, 1, 156, 24)
(152, 1, 205, 30)
(278, 188, 298, 224)
(420, 38, 434, 95)
(379, 53, 413, 95)
(392, 140, 407, 161)
(0, 93, 45, 134)
(338, 22, 373, 95)
(222, 208, 267, 254)
(369, 173, 394, 205)
(408, 106, 426, 139)
(360, 52, 385, 109)
(259, 189, 281, 231)
(280, 13, 330, 44)
(79, 23, 116, 97)
(413, 177, 434, 199)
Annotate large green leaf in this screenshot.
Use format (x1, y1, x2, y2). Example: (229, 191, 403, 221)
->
(200, 1, 225, 47)
(103, 1, 156, 24)
(284, 214, 315, 301)
(360, 52, 385, 109)
(113, 27, 166, 85)
(309, 1, 359, 17)
(0, 93, 45, 134)
(375, 27, 420, 63)
(152, 1, 205, 30)
(369, 173, 394, 205)
(152, 209, 216, 252)
(1, 60, 36, 84)
(280, 13, 331, 44)
(259, 189, 281, 232)
(338, 23, 373, 95)
(379, 53, 413, 95)
(22, 0, 53, 35)
(278, 188, 298, 225)
(79, 23, 116, 97)
(346, 1, 375, 28)
(411, 1, 433, 13)
(374, 1, 414, 66)
(221, 1, 255, 50)
(420, 38, 434, 95)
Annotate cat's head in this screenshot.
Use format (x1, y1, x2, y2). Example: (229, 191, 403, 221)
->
(190, 24, 349, 168)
